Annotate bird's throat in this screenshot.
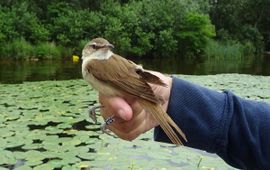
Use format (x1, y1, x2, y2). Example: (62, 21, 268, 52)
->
(89, 50, 113, 60)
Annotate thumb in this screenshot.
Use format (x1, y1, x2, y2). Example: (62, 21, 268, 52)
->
(99, 94, 133, 121)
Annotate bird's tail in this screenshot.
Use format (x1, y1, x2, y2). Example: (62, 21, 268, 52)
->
(138, 99, 187, 145)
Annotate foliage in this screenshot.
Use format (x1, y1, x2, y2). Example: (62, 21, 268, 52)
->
(204, 38, 260, 60)
(209, 0, 269, 53)
(0, 0, 214, 59)
(0, 0, 269, 59)
(0, 2, 49, 44)
(204, 39, 244, 59)
(98, 0, 215, 57)
(34, 42, 62, 59)
(175, 12, 215, 56)
(0, 38, 34, 60)
(0, 39, 70, 60)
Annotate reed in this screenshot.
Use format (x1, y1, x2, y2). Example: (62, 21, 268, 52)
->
(204, 39, 245, 59)
(0, 39, 73, 60)
(0, 38, 34, 60)
(34, 42, 61, 59)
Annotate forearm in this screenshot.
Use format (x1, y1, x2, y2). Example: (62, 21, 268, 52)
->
(154, 77, 270, 169)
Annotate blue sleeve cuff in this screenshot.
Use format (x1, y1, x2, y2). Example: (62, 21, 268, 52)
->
(154, 76, 229, 153)
(154, 76, 270, 169)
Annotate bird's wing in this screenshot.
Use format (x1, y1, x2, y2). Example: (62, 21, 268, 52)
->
(123, 59, 167, 86)
(85, 54, 162, 103)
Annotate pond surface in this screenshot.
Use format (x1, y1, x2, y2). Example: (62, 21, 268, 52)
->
(3, 74, 268, 169)
(0, 54, 269, 168)
(0, 55, 269, 83)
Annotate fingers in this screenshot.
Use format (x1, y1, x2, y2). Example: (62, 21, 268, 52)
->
(97, 72, 172, 141)
(99, 94, 133, 121)
(99, 94, 148, 141)
(109, 102, 144, 133)
(108, 109, 147, 141)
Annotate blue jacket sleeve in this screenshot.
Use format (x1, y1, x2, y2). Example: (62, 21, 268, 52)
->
(154, 77, 270, 170)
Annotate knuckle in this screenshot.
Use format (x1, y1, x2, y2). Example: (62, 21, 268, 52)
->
(112, 127, 138, 141)
(98, 93, 105, 103)
(121, 134, 136, 141)
(118, 125, 131, 134)
(117, 121, 135, 133)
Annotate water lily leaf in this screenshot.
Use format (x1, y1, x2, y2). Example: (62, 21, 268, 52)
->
(45, 127, 63, 134)
(61, 155, 80, 164)
(0, 150, 16, 165)
(0, 167, 8, 170)
(13, 152, 26, 160)
(1, 76, 267, 169)
(25, 150, 46, 161)
(56, 123, 72, 129)
(63, 129, 78, 135)
(4, 115, 20, 121)
(76, 152, 95, 160)
(0, 138, 7, 149)
(14, 165, 32, 170)
(32, 163, 54, 170)
(41, 159, 63, 169)
(5, 138, 30, 148)
(0, 129, 15, 138)
(25, 159, 43, 167)
(62, 165, 77, 170)
(72, 161, 91, 169)
(22, 143, 43, 150)
(42, 143, 61, 151)
(62, 139, 82, 146)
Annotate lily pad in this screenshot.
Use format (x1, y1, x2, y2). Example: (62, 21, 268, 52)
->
(14, 165, 32, 170)
(0, 75, 269, 169)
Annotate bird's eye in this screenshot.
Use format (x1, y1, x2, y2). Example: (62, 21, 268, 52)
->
(91, 44, 97, 49)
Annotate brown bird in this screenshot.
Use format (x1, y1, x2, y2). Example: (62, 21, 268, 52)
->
(82, 37, 187, 145)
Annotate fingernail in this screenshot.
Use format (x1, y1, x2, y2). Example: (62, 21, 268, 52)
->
(118, 109, 126, 120)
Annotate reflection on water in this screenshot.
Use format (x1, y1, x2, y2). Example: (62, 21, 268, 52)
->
(0, 55, 269, 84)
(134, 55, 270, 76)
(0, 59, 82, 84)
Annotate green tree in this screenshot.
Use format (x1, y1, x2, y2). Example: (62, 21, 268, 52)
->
(3, 0, 268, 59)
(0, 2, 49, 43)
(209, 0, 270, 52)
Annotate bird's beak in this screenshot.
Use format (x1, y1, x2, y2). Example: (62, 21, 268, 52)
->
(106, 43, 114, 49)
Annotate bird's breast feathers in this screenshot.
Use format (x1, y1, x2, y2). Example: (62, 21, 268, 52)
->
(82, 57, 121, 96)
(83, 71, 121, 96)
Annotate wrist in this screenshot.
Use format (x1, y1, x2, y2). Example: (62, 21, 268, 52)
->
(163, 76, 172, 112)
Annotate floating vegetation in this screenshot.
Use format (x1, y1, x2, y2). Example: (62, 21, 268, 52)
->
(0, 75, 269, 169)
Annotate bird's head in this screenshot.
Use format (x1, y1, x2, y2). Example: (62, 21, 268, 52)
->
(82, 37, 114, 60)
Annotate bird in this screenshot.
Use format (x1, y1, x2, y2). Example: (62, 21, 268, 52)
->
(81, 37, 187, 145)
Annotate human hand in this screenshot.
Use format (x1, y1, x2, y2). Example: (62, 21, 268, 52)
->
(99, 71, 172, 141)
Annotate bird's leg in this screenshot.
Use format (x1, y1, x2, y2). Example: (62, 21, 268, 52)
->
(88, 105, 103, 124)
(89, 105, 116, 137)
(100, 114, 115, 135)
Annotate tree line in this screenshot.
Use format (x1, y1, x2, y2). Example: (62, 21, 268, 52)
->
(0, 0, 269, 59)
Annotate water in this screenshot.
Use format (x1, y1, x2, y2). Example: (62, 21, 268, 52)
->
(0, 59, 82, 84)
(0, 55, 269, 84)
(2, 75, 267, 169)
